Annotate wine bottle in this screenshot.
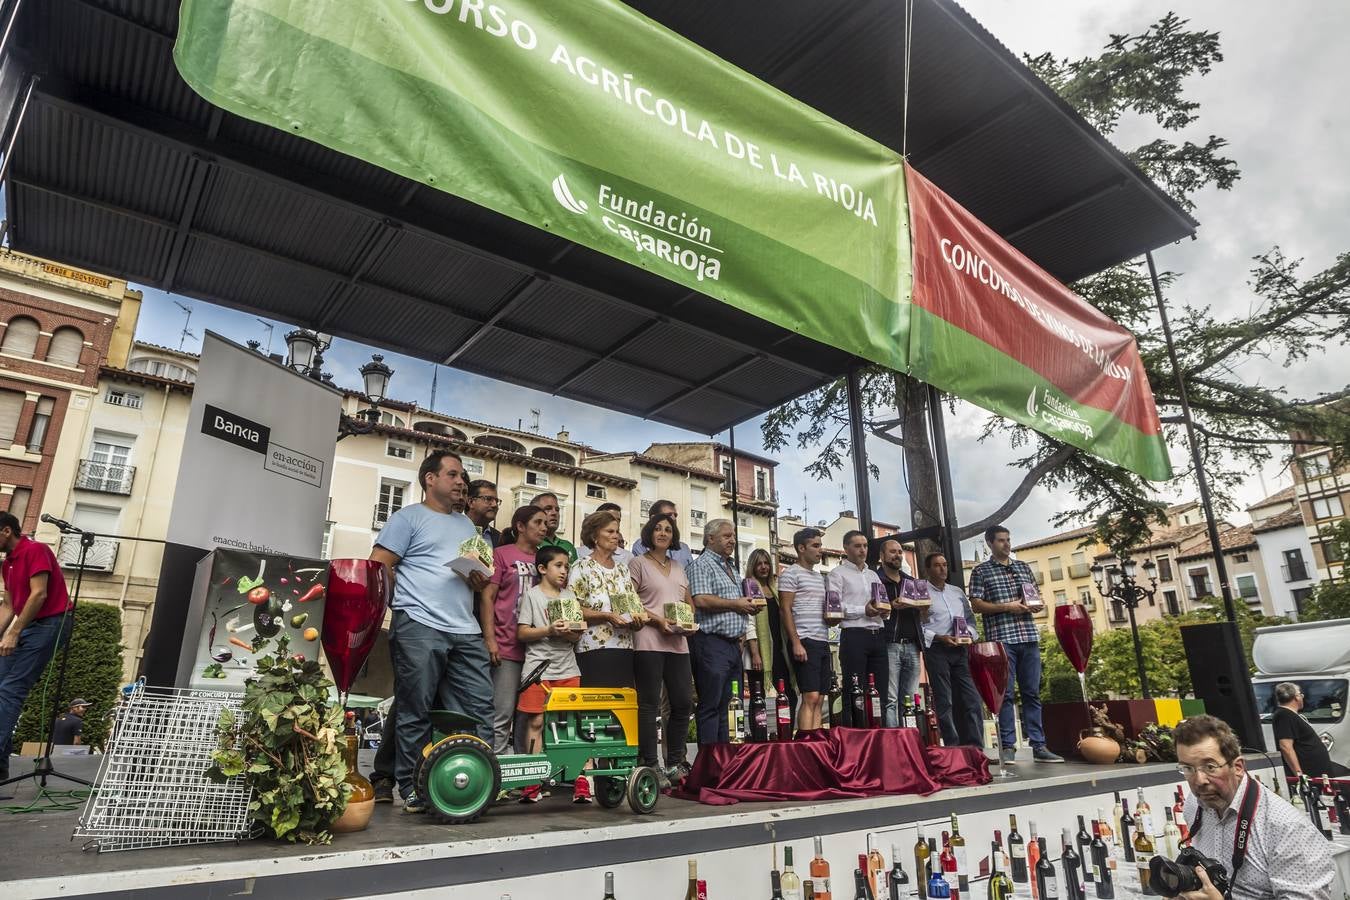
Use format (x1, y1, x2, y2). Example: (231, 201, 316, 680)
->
(1026, 820, 1040, 898)
(1060, 828, 1084, 900)
(903, 693, 917, 730)
(812, 836, 833, 900)
(1322, 775, 1338, 826)
(992, 829, 1008, 876)
(777, 679, 794, 742)
(915, 822, 931, 887)
(1336, 783, 1350, 836)
(1094, 807, 1114, 862)
(804, 882, 815, 900)
(782, 846, 804, 900)
(938, 834, 957, 897)
(853, 863, 874, 900)
(827, 671, 841, 729)
(1171, 786, 1189, 841)
(697, 881, 708, 900)
(926, 869, 951, 900)
(1089, 823, 1112, 899)
(1133, 819, 1156, 896)
(1074, 815, 1093, 885)
(888, 843, 909, 900)
(1034, 838, 1058, 900)
(1160, 805, 1181, 860)
(987, 840, 1015, 900)
(950, 814, 968, 892)
(922, 685, 942, 746)
(603, 871, 617, 900)
(858, 856, 875, 900)
(1134, 788, 1154, 838)
(867, 674, 883, 729)
(685, 860, 698, 900)
(913, 693, 927, 744)
(729, 680, 745, 744)
(851, 674, 866, 725)
(868, 845, 886, 898)
(1117, 799, 1134, 863)
(750, 680, 769, 743)
(1008, 815, 1028, 884)
(771, 870, 787, 900)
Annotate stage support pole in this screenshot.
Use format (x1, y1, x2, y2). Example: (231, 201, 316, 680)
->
(728, 424, 741, 573)
(927, 384, 964, 588)
(846, 366, 874, 537)
(1146, 251, 1236, 622)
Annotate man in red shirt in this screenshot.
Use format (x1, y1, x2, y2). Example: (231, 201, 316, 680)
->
(0, 512, 73, 782)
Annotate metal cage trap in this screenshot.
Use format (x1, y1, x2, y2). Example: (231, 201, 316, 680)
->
(74, 681, 258, 852)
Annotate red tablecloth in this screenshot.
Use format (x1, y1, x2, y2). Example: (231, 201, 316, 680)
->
(675, 728, 990, 805)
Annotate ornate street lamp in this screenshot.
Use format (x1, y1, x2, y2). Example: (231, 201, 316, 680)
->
(1091, 555, 1159, 698)
(284, 329, 394, 441)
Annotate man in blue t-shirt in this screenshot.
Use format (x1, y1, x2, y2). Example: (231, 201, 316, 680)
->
(371, 449, 494, 813)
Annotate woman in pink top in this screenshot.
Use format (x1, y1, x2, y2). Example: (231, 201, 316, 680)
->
(480, 504, 546, 754)
(628, 513, 694, 782)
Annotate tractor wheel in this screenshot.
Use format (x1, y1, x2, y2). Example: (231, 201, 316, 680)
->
(595, 776, 626, 808)
(416, 736, 500, 824)
(626, 766, 661, 815)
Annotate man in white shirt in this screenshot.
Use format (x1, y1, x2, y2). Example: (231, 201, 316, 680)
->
(829, 530, 889, 727)
(1174, 714, 1334, 900)
(919, 553, 983, 747)
(778, 528, 831, 732)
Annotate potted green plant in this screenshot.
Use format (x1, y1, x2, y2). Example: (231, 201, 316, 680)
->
(207, 635, 350, 844)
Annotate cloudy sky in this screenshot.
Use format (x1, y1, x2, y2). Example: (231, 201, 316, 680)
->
(123, 0, 1347, 557)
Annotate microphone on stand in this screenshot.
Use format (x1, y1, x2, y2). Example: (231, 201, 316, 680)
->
(40, 513, 81, 533)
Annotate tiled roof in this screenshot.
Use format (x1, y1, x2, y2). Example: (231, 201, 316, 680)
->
(1248, 485, 1296, 510)
(1177, 525, 1257, 561)
(1015, 524, 1097, 552)
(586, 452, 725, 482)
(1252, 508, 1306, 534)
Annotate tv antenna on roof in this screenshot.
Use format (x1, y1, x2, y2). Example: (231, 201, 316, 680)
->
(255, 318, 274, 355)
(529, 408, 541, 433)
(174, 301, 196, 352)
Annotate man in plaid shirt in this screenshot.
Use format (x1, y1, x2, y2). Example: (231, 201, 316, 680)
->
(687, 519, 756, 744)
(968, 524, 1063, 764)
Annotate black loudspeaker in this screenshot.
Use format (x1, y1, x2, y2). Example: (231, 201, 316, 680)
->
(1182, 621, 1266, 751)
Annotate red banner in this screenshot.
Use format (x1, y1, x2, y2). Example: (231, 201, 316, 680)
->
(905, 162, 1170, 480)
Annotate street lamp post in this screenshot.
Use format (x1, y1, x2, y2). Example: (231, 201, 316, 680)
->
(1090, 556, 1158, 699)
(284, 329, 394, 440)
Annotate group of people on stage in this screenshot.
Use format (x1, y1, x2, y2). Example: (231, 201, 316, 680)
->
(365, 450, 1065, 814)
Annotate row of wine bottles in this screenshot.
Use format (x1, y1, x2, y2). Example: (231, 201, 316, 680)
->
(592, 775, 1350, 899)
(726, 677, 943, 744)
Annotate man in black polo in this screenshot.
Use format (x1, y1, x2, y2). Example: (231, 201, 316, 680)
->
(875, 539, 922, 727)
(1272, 681, 1349, 779)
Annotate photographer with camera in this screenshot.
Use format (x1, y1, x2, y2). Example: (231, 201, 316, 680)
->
(1157, 715, 1334, 900)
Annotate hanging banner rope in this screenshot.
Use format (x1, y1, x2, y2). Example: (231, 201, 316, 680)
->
(173, 0, 911, 372)
(904, 162, 1172, 481)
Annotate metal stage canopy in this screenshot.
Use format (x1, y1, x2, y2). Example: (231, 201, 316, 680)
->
(1, 0, 1197, 435)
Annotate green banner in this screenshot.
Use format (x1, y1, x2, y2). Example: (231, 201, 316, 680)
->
(174, 0, 910, 372)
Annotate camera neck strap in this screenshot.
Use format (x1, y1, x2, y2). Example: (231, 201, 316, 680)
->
(1188, 774, 1259, 892)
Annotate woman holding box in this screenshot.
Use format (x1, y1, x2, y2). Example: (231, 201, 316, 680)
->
(570, 510, 643, 689)
(628, 513, 694, 784)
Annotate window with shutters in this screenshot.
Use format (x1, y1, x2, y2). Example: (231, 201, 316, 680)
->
(374, 479, 407, 527)
(0, 389, 25, 444)
(1, 316, 39, 358)
(26, 397, 54, 452)
(45, 327, 84, 366)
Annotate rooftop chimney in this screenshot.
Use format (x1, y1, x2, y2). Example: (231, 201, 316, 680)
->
(557, 427, 570, 442)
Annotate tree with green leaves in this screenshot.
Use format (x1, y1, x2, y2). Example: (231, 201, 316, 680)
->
(763, 13, 1350, 556)
(15, 601, 124, 751)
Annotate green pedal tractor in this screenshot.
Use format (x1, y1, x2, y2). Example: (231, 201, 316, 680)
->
(415, 663, 662, 823)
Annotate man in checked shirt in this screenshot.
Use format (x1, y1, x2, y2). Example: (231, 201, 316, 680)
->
(968, 524, 1063, 764)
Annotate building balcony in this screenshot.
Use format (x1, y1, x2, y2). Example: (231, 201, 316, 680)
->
(1186, 582, 1215, 601)
(57, 534, 119, 572)
(1068, 563, 1090, 578)
(74, 459, 135, 495)
(1281, 562, 1310, 583)
(1033, 571, 1044, 585)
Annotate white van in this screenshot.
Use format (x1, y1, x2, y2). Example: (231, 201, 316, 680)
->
(1250, 618, 1350, 770)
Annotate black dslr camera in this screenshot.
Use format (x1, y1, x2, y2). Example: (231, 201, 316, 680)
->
(1150, 847, 1232, 897)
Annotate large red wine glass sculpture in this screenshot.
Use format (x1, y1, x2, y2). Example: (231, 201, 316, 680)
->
(968, 640, 1015, 778)
(321, 559, 391, 705)
(1054, 602, 1095, 715)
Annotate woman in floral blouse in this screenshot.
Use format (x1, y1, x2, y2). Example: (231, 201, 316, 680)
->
(570, 509, 644, 688)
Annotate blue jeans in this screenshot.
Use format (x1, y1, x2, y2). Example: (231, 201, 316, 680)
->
(689, 632, 742, 744)
(998, 640, 1045, 749)
(0, 614, 71, 775)
(390, 610, 494, 799)
(884, 640, 922, 727)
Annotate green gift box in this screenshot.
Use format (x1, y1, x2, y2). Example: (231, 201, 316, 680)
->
(664, 601, 696, 631)
(612, 591, 648, 623)
(546, 596, 585, 631)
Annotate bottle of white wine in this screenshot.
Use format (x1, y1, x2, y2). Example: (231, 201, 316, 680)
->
(782, 846, 804, 900)
(603, 871, 617, 900)
(987, 840, 1015, 900)
(685, 860, 698, 900)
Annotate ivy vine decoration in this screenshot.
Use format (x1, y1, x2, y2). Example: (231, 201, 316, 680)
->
(206, 634, 350, 844)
